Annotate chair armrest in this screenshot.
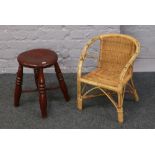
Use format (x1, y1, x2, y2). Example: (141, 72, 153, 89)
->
(119, 45, 140, 83)
(77, 36, 100, 79)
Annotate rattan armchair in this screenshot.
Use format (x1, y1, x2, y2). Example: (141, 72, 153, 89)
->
(77, 34, 140, 123)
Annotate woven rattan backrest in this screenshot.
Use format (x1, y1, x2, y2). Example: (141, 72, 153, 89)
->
(99, 34, 137, 73)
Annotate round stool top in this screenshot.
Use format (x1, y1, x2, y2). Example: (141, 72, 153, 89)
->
(17, 49, 58, 68)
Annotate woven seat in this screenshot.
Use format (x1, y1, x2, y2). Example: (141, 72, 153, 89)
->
(81, 68, 131, 91)
(77, 34, 140, 123)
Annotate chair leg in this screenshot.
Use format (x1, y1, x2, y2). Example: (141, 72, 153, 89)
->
(34, 68, 39, 89)
(130, 78, 139, 102)
(14, 65, 23, 107)
(77, 79, 83, 110)
(38, 69, 47, 118)
(54, 62, 70, 102)
(117, 92, 124, 124)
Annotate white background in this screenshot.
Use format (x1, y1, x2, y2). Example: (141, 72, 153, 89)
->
(0, 0, 154, 155)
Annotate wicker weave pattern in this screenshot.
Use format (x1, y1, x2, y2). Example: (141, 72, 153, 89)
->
(77, 34, 140, 123)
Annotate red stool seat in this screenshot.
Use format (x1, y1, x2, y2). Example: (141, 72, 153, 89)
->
(18, 49, 58, 68)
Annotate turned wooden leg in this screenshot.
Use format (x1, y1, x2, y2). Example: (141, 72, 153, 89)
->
(14, 65, 23, 107)
(117, 92, 124, 124)
(54, 62, 70, 101)
(77, 79, 83, 110)
(38, 69, 47, 118)
(34, 68, 39, 89)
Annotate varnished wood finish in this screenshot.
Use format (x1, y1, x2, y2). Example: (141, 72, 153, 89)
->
(17, 49, 58, 68)
(54, 62, 70, 101)
(34, 69, 39, 88)
(38, 69, 47, 118)
(14, 49, 69, 118)
(14, 65, 23, 107)
(22, 86, 59, 93)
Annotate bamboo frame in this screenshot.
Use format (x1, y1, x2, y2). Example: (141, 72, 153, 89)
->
(77, 34, 140, 123)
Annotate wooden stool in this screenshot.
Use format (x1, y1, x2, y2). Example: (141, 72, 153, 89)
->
(14, 49, 70, 118)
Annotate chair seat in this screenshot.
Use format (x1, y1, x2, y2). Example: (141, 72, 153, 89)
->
(80, 68, 131, 91)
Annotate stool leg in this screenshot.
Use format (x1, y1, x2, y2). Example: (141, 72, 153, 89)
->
(14, 65, 23, 107)
(38, 68, 47, 118)
(34, 68, 39, 89)
(54, 62, 70, 101)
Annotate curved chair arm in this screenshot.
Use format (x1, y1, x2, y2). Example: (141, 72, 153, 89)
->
(77, 36, 100, 79)
(119, 43, 140, 83)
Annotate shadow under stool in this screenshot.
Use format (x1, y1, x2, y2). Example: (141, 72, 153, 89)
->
(14, 49, 70, 118)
